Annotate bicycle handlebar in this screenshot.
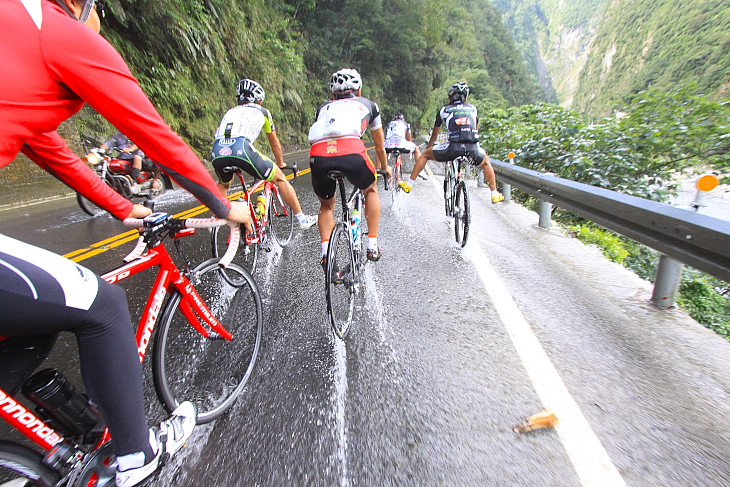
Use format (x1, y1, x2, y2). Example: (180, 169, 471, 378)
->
(122, 214, 240, 268)
(281, 161, 298, 180)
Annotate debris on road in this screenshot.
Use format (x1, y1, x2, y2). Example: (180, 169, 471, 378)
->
(513, 409, 558, 433)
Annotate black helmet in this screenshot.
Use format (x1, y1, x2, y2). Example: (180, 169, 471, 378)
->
(236, 79, 265, 104)
(447, 82, 469, 103)
(393, 113, 404, 121)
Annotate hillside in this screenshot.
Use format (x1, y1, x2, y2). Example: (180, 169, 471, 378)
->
(572, 0, 730, 116)
(494, 0, 730, 116)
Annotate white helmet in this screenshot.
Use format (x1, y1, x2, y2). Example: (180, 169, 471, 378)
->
(330, 68, 362, 94)
(237, 79, 265, 104)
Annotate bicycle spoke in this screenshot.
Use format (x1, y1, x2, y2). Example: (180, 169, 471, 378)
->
(153, 259, 262, 423)
(269, 192, 294, 247)
(454, 181, 470, 247)
(325, 223, 355, 339)
(212, 224, 258, 273)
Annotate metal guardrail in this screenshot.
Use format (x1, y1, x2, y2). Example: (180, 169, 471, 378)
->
(490, 159, 730, 293)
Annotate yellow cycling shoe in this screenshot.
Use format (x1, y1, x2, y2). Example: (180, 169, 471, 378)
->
(491, 192, 505, 203)
(397, 181, 412, 193)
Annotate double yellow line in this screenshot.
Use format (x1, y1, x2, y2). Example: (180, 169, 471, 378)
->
(65, 167, 310, 263)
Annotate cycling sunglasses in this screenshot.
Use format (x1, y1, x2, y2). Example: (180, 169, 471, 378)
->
(81, 0, 106, 22)
(56, 0, 105, 23)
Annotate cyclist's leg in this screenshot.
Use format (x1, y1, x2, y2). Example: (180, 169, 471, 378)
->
(473, 145, 503, 202)
(0, 237, 150, 459)
(407, 146, 434, 183)
(310, 156, 338, 260)
(344, 153, 380, 257)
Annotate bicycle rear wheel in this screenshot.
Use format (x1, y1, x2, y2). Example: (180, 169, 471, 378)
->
(325, 222, 356, 339)
(211, 224, 258, 273)
(454, 180, 470, 247)
(269, 192, 294, 247)
(153, 259, 263, 424)
(0, 441, 60, 487)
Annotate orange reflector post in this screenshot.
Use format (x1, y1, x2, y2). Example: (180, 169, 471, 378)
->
(697, 174, 719, 192)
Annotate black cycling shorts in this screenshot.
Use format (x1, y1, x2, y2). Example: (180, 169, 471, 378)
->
(212, 137, 276, 183)
(432, 142, 486, 165)
(310, 153, 377, 200)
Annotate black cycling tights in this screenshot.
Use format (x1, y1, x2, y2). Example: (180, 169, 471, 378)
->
(0, 280, 150, 457)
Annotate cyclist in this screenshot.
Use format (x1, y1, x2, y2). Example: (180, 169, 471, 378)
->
(308, 68, 391, 264)
(2, 2, 250, 486)
(398, 82, 504, 203)
(384, 112, 422, 162)
(87, 131, 151, 186)
(211, 78, 317, 230)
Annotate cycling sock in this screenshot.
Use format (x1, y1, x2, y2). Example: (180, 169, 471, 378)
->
(117, 429, 157, 471)
(295, 212, 306, 224)
(321, 240, 329, 258)
(408, 177, 417, 186)
(368, 236, 378, 251)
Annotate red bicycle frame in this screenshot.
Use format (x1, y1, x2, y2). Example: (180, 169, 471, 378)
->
(231, 175, 287, 245)
(1, 220, 237, 452)
(101, 229, 234, 362)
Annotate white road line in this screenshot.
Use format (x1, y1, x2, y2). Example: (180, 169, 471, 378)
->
(423, 164, 626, 487)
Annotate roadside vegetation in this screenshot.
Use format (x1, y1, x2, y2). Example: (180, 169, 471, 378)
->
(475, 87, 730, 338)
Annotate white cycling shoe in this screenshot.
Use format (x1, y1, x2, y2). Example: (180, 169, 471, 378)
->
(116, 401, 197, 487)
(299, 214, 317, 230)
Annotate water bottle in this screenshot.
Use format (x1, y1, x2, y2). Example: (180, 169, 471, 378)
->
(349, 208, 361, 247)
(255, 194, 267, 219)
(22, 368, 103, 437)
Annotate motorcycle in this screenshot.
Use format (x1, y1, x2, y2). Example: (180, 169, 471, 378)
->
(77, 143, 172, 217)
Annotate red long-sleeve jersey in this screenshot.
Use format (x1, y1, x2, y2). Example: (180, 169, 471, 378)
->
(0, 0, 230, 219)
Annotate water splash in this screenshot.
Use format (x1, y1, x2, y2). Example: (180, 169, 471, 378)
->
(332, 335, 349, 486)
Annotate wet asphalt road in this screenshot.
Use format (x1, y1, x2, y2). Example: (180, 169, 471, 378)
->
(2, 150, 730, 486)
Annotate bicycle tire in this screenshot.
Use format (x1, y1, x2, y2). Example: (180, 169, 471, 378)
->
(454, 180, 470, 247)
(77, 190, 110, 217)
(0, 441, 61, 487)
(211, 224, 258, 273)
(269, 192, 294, 247)
(325, 222, 355, 339)
(443, 172, 454, 217)
(153, 258, 263, 424)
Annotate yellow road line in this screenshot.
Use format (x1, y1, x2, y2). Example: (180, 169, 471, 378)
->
(65, 167, 309, 263)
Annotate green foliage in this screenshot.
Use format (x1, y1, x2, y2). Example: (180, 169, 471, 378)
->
(572, 0, 730, 116)
(678, 272, 730, 338)
(569, 224, 628, 264)
(475, 88, 730, 201)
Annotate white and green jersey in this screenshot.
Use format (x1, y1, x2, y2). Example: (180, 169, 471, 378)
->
(215, 103, 275, 142)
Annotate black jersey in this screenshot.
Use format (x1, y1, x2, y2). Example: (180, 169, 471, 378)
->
(434, 102, 480, 143)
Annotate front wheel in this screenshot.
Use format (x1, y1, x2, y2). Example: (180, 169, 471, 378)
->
(153, 259, 263, 424)
(269, 192, 294, 247)
(454, 180, 470, 247)
(326, 222, 356, 339)
(0, 441, 61, 486)
(77, 179, 115, 217)
(212, 224, 258, 273)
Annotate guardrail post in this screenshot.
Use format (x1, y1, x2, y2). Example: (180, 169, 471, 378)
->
(651, 254, 684, 309)
(538, 200, 552, 228)
(503, 152, 515, 203)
